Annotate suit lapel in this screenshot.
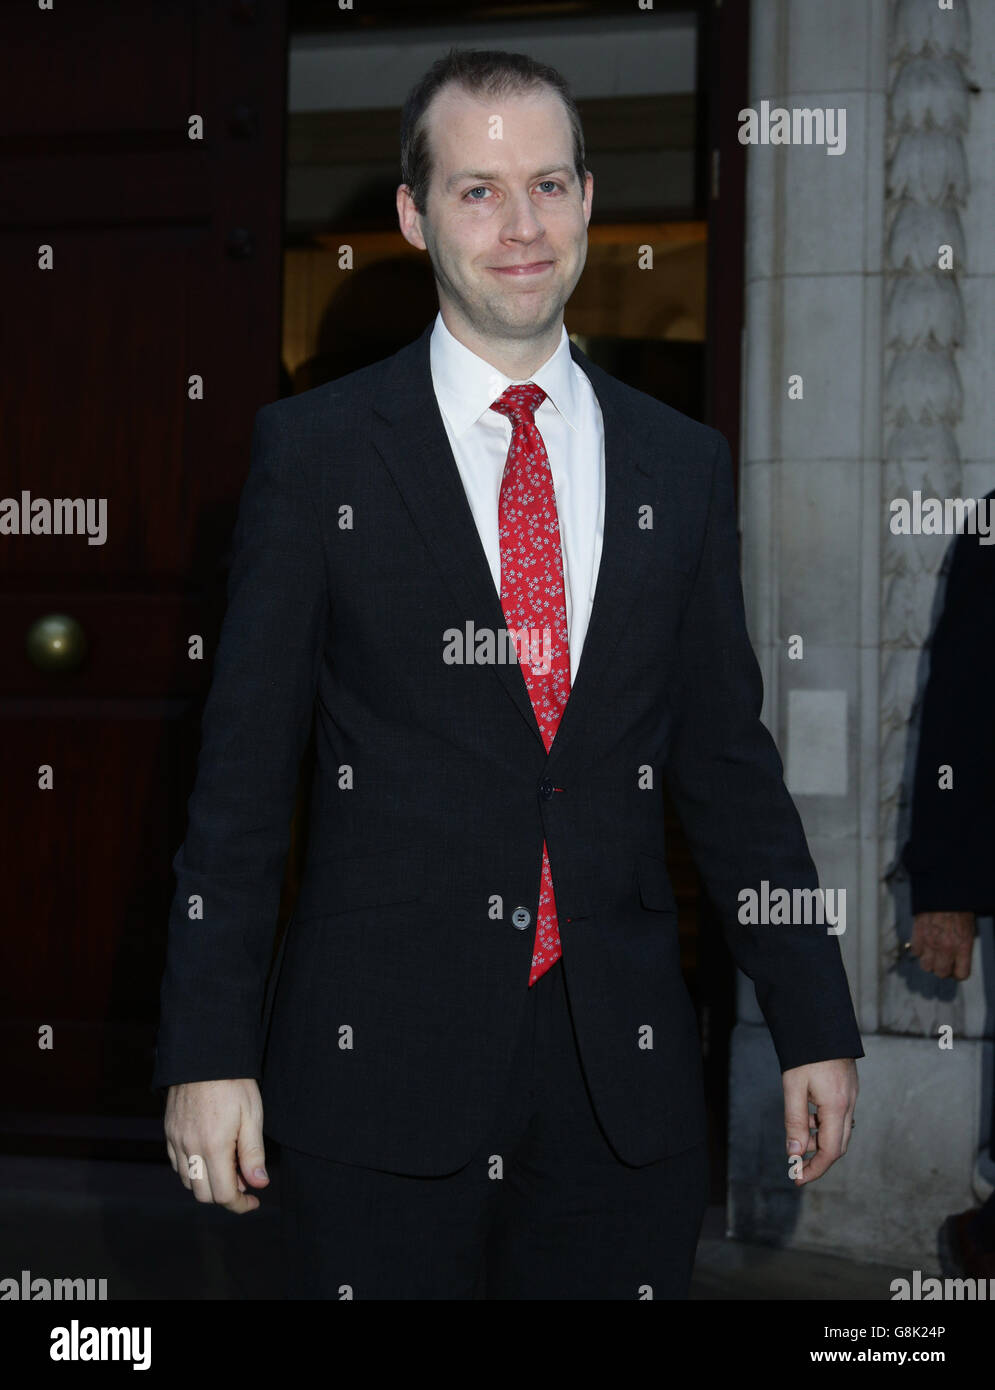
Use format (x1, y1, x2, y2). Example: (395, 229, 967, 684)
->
(371, 326, 539, 741)
(369, 324, 660, 766)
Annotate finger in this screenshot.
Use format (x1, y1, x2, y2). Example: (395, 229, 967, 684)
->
(931, 949, 955, 980)
(787, 1117, 820, 1185)
(954, 933, 973, 981)
(783, 1072, 812, 1163)
(798, 1104, 846, 1184)
(237, 1123, 269, 1191)
(186, 1149, 217, 1205)
(165, 1139, 178, 1175)
(841, 1107, 855, 1155)
(223, 1187, 260, 1214)
(175, 1146, 192, 1192)
(207, 1148, 260, 1215)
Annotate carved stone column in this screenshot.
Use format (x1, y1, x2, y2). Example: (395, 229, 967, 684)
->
(728, 0, 991, 1267)
(880, 0, 977, 1031)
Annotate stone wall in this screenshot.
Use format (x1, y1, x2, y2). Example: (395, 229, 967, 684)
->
(730, 0, 994, 1269)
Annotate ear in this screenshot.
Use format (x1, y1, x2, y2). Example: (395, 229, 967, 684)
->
(582, 169, 594, 225)
(396, 184, 428, 251)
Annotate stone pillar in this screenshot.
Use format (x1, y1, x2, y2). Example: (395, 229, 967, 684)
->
(728, 0, 993, 1268)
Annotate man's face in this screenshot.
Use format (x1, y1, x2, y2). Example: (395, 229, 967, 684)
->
(399, 84, 593, 346)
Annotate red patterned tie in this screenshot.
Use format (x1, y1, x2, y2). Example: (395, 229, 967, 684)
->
(491, 383, 570, 986)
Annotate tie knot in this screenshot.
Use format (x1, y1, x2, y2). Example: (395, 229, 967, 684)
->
(490, 382, 547, 424)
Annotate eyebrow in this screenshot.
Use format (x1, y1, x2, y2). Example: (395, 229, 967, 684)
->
(444, 166, 574, 193)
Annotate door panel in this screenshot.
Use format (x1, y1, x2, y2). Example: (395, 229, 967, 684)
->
(0, 0, 288, 1129)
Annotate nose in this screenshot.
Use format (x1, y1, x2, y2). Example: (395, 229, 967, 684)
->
(500, 187, 544, 243)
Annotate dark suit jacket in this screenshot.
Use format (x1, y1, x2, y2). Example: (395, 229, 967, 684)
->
(152, 323, 864, 1175)
(901, 489, 995, 916)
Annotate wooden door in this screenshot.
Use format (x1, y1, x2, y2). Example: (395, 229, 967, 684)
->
(0, 0, 288, 1139)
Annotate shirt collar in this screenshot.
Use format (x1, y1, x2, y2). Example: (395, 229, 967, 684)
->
(430, 309, 581, 439)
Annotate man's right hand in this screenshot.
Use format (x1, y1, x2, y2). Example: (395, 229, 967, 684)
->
(164, 1078, 268, 1214)
(909, 911, 975, 980)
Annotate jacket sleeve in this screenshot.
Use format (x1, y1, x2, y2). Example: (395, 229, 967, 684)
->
(901, 507, 995, 916)
(151, 403, 329, 1089)
(662, 431, 864, 1072)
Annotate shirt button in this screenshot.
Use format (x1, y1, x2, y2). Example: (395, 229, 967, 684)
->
(511, 907, 532, 930)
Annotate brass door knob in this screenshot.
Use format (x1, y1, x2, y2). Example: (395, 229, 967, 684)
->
(25, 613, 88, 673)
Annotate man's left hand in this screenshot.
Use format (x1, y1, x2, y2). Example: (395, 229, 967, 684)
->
(782, 1058, 859, 1186)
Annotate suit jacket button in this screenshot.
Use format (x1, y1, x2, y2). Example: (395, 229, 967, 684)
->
(511, 907, 532, 930)
(539, 777, 554, 800)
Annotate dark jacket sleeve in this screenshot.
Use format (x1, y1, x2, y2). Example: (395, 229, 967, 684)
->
(151, 403, 329, 1089)
(901, 495, 995, 915)
(663, 431, 864, 1072)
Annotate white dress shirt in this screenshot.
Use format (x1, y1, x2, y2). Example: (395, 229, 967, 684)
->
(429, 310, 605, 685)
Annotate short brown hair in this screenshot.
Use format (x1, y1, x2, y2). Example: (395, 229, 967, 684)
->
(400, 47, 587, 215)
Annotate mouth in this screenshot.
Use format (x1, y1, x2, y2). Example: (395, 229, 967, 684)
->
(488, 260, 555, 277)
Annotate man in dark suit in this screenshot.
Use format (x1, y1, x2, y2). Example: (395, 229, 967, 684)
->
(901, 490, 995, 1277)
(153, 48, 862, 1299)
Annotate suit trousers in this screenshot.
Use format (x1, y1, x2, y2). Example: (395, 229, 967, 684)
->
(275, 958, 709, 1300)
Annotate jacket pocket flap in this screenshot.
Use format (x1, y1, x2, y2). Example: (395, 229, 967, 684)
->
(636, 853, 678, 913)
(293, 847, 424, 923)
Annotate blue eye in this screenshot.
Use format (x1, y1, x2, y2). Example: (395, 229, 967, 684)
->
(462, 181, 564, 201)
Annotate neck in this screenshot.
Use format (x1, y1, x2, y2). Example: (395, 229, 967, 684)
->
(439, 305, 563, 380)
